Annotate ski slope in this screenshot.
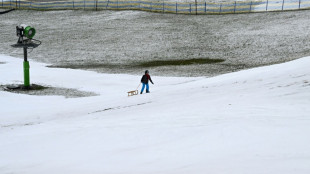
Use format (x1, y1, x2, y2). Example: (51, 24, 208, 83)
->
(0, 54, 310, 174)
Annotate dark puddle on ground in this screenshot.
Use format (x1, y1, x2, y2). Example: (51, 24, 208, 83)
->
(47, 58, 226, 69)
(137, 58, 226, 67)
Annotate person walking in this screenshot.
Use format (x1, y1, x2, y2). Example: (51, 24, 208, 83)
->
(140, 70, 154, 94)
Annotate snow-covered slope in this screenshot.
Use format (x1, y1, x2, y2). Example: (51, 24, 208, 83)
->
(0, 54, 310, 174)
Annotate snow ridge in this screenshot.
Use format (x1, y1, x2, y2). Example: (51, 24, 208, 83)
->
(0, 55, 310, 174)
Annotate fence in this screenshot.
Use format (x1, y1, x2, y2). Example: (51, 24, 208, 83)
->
(1, 0, 310, 14)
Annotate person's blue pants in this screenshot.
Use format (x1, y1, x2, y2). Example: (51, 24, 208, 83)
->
(141, 83, 149, 93)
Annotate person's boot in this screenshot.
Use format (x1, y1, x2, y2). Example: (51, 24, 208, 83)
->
(146, 90, 150, 93)
(140, 91, 142, 94)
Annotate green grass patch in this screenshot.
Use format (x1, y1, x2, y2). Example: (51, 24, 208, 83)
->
(137, 58, 225, 67)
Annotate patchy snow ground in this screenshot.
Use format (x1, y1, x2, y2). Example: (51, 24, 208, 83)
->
(0, 54, 310, 174)
(2, 10, 310, 76)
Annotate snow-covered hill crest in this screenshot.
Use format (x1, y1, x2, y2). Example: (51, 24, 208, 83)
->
(1, 55, 310, 174)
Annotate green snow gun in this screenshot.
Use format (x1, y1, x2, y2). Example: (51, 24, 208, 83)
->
(16, 24, 36, 43)
(11, 24, 41, 89)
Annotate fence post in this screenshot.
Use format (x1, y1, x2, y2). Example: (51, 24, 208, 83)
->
(299, 0, 301, 9)
(249, 1, 252, 12)
(163, 0, 164, 13)
(73, 1, 74, 9)
(219, 3, 222, 14)
(106, 0, 109, 9)
(266, 0, 268, 11)
(282, 0, 284, 10)
(205, 1, 207, 13)
(195, 0, 197, 15)
(189, 3, 191, 14)
(234, 1, 236, 13)
(176, 2, 177, 14)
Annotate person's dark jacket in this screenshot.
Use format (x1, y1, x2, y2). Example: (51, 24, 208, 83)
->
(141, 74, 154, 84)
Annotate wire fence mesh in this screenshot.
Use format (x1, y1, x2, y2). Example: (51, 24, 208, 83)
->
(1, 0, 310, 14)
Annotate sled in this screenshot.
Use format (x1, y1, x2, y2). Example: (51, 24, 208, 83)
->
(127, 90, 138, 96)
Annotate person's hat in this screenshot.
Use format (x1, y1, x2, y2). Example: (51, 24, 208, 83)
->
(145, 70, 149, 74)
